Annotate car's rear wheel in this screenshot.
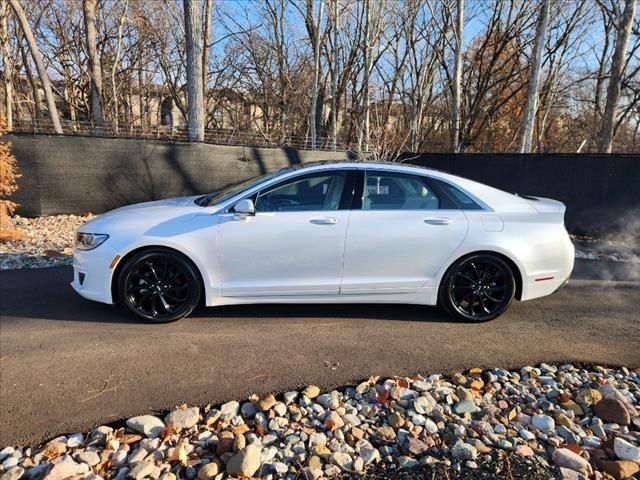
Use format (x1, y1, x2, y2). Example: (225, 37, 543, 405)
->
(118, 249, 201, 323)
(439, 254, 515, 322)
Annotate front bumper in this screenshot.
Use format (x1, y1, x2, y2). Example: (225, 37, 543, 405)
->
(70, 244, 119, 304)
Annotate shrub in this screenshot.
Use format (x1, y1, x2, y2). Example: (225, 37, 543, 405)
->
(0, 116, 25, 241)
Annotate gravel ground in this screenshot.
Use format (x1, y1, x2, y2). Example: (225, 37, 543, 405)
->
(1, 215, 639, 271)
(0, 215, 92, 270)
(0, 364, 638, 480)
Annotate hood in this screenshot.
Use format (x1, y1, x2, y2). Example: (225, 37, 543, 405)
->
(79, 196, 206, 234)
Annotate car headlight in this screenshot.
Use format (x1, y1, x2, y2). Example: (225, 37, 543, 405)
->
(75, 232, 110, 251)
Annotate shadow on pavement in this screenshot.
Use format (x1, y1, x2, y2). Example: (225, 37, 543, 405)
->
(0, 266, 453, 325)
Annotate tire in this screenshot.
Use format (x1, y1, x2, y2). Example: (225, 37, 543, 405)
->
(118, 249, 202, 323)
(438, 254, 516, 322)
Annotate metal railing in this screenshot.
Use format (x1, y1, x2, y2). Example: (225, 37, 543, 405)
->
(9, 119, 348, 152)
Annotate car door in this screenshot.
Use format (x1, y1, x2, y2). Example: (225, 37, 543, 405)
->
(340, 170, 469, 294)
(218, 169, 355, 296)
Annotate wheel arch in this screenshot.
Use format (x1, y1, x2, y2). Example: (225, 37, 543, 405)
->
(438, 250, 524, 301)
(110, 245, 207, 305)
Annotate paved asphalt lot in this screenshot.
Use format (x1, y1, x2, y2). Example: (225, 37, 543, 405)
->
(1, 264, 639, 446)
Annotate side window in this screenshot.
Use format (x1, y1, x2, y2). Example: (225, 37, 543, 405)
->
(255, 172, 348, 212)
(363, 172, 440, 210)
(432, 180, 483, 210)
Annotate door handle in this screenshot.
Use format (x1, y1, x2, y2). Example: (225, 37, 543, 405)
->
(424, 217, 451, 225)
(309, 217, 338, 225)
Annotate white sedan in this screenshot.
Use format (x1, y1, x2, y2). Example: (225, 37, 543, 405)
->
(72, 162, 574, 323)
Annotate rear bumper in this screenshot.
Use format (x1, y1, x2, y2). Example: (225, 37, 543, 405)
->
(70, 245, 117, 305)
(520, 233, 574, 301)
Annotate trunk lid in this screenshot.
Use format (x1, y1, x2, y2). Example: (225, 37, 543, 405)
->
(523, 196, 567, 215)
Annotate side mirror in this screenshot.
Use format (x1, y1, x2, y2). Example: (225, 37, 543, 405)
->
(234, 199, 255, 216)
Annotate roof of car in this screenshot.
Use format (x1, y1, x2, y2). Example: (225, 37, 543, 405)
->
(281, 160, 442, 174)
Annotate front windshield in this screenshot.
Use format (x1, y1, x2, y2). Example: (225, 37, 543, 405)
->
(198, 170, 285, 207)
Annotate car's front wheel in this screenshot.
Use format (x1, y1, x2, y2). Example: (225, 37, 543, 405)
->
(439, 254, 516, 322)
(118, 249, 202, 323)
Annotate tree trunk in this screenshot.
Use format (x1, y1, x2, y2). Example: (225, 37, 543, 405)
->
(451, 0, 464, 153)
(184, 0, 205, 142)
(330, 0, 338, 150)
(359, 0, 371, 153)
(111, 0, 128, 134)
(596, 0, 637, 153)
(83, 0, 104, 131)
(518, 0, 550, 153)
(19, 35, 43, 126)
(8, 0, 62, 133)
(1, 0, 12, 130)
(309, 0, 323, 149)
(202, 0, 212, 102)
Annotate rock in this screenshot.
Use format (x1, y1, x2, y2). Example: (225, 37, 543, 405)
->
(454, 400, 480, 415)
(303, 386, 320, 399)
(519, 429, 536, 442)
(594, 398, 630, 425)
(77, 451, 100, 467)
(414, 396, 434, 414)
(375, 426, 396, 442)
(551, 448, 592, 476)
(110, 450, 128, 468)
(307, 455, 322, 470)
(43, 442, 67, 459)
(240, 402, 257, 418)
(126, 416, 165, 439)
(559, 467, 587, 480)
(1, 467, 25, 480)
(44, 456, 80, 480)
(226, 445, 261, 478)
(196, 463, 219, 480)
(576, 389, 602, 407)
(515, 445, 534, 457)
(558, 425, 580, 444)
(128, 462, 155, 480)
(164, 407, 199, 430)
(272, 402, 287, 417)
(398, 456, 419, 469)
(233, 433, 246, 452)
(258, 394, 277, 411)
(324, 411, 344, 431)
(451, 442, 477, 461)
(220, 401, 240, 419)
(456, 387, 474, 401)
(596, 459, 640, 480)
(388, 412, 404, 429)
(613, 437, 640, 463)
(405, 437, 429, 456)
(283, 391, 298, 405)
(330, 452, 353, 471)
(532, 414, 555, 432)
(0, 448, 15, 463)
(66, 434, 84, 449)
(216, 432, 235, 455)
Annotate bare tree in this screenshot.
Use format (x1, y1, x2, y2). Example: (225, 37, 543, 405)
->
(0, 0, 12, 130)
(83, 0, 104, 130)
(451, 0, 464, 152)
(597, 0, 637, 153)
(202, 0, 212, 99)
(518, 0, 550, 153)
(8, 0, 62, 133)
(308, 0, 323, 148)
(110, 0, 128, 134)
(184, 0, 205, 141)
(330, 0, 338, 149)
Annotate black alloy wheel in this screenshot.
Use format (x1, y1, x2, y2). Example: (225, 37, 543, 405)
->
(118, 249, 201, 323)
(439, 254, 515, 322)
